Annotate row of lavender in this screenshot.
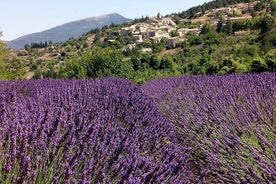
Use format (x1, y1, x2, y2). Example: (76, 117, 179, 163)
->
(142, 73, 276, 183)
(0, 73, 275, 183)
(0, 78, 193, 183)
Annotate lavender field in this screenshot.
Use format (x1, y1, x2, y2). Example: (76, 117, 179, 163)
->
(0, 73, 275, 183)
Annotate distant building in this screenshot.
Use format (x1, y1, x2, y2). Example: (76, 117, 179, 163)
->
(157, 12, 162, 19)
(150, 37, 162, 43)
(133, 34, 143, 43)
(126, 44, 136, 50)
(121, 27, 134, 35)
(179, 19, 191, 23)
(178, 28, 200, 36)
(141, 48, 153, 53)
(178, 28, 186, 37)
(213, 7, 231, 14)
(167, 37, 179, 49)
(229, 16, 252, 21)
(141, 30, 156, 39)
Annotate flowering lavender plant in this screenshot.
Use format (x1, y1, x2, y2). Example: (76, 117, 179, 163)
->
(1, 73, 275, 183)
(0, 78, 193, 183)
(142, 73, 276, 183)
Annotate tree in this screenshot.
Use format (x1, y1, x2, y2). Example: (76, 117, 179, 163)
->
(200, 23, 215, 35)
(24, 44, 31, 52)
(60, 47, 134, 79)
(149, 55, 161, 70)
(172, 15, 181, 25)
(85, 47, 134, 79)
(259, 14, 275, 34)
(271, 0, 276, 16)
(265, 51, 276, 71)
(250, 57, 268, 73)
(131, 57, 142, 70)
(160, 56, 174, 70)
(225, 20, 233, 34)
(0, 32, 8, 79)
(203, 60, 219, 74)
(216, 17, 225, 33)
(170, 30, 180, 37)
(261, 32, 276, 52)
(254, 2, 266, 11)
(233, 20, 247, 32)
(186, 32, 203, 45)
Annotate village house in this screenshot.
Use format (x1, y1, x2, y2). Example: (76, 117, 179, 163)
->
(121, 27, 134, 36)
(179, 19, 191, 24)
(178, 28, 201, 36)
(141, 48, 153, 53)
(141, 30, 157, 39)
(167, 37, 179, 49)
(178, 29, 186, 37)
(133, 34, 143, 43)
(229, 16, 252, 21)
(213, 7, 231, 14)
(119, 13, 193, 46)
(126, 44, 136, 50)
(150, 37, 162, 44)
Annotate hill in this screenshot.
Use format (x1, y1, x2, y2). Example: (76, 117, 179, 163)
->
(3, 0, 276, 81)
(7, 13, 131, 49)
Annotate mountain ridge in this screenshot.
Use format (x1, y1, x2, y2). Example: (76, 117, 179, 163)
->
(8, 13, 131, 49)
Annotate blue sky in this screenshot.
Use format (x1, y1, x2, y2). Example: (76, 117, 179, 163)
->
(0, 0, 210, 41)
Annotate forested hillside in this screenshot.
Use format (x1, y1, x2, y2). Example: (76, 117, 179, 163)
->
(7, 13, 131, 49)
(2, 0, 276, 82)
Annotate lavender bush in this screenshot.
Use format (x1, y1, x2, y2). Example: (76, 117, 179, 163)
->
(1, 73, 275, 183)
(142, 73, 276, 183)
(0, 78, 193, 183)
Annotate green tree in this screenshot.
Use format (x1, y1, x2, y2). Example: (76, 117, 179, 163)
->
(0, 32, 8, 79)
(250, 57, 268, 73)
(85, 47, 134, 79)
(170, 30, 180, 37)
(160, 56, 173, 69)
(203, 60, 219, 74)
(203, 31, 219, 46)
(61, 47, 134, 80)
(225, 20, 233, 34)
(131, 56, 142, 70)
(232, 20, 250, 32)
(254, 2, 266, 11)
(186, 32, 203, 45)
(261, 32, 276, 52)
(259, 14, 275, 34)
(200, 23, 215, 35)
(149, 55, 161, 69)
(172, 15, 181, 25)
(271, 0, 276, 16)
(60, 57, 87, 79)
(24, 44, 31, 52)
(216, 17, 225, 33)
(265, 51, 276, 71)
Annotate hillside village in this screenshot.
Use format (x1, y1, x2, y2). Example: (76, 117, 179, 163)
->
(114, 2, 257, 50)
(10, 1, 258, 58)
(119, 13, 184, 50)
(4, 0, 275, 80)
(192, 1, 256, 23)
